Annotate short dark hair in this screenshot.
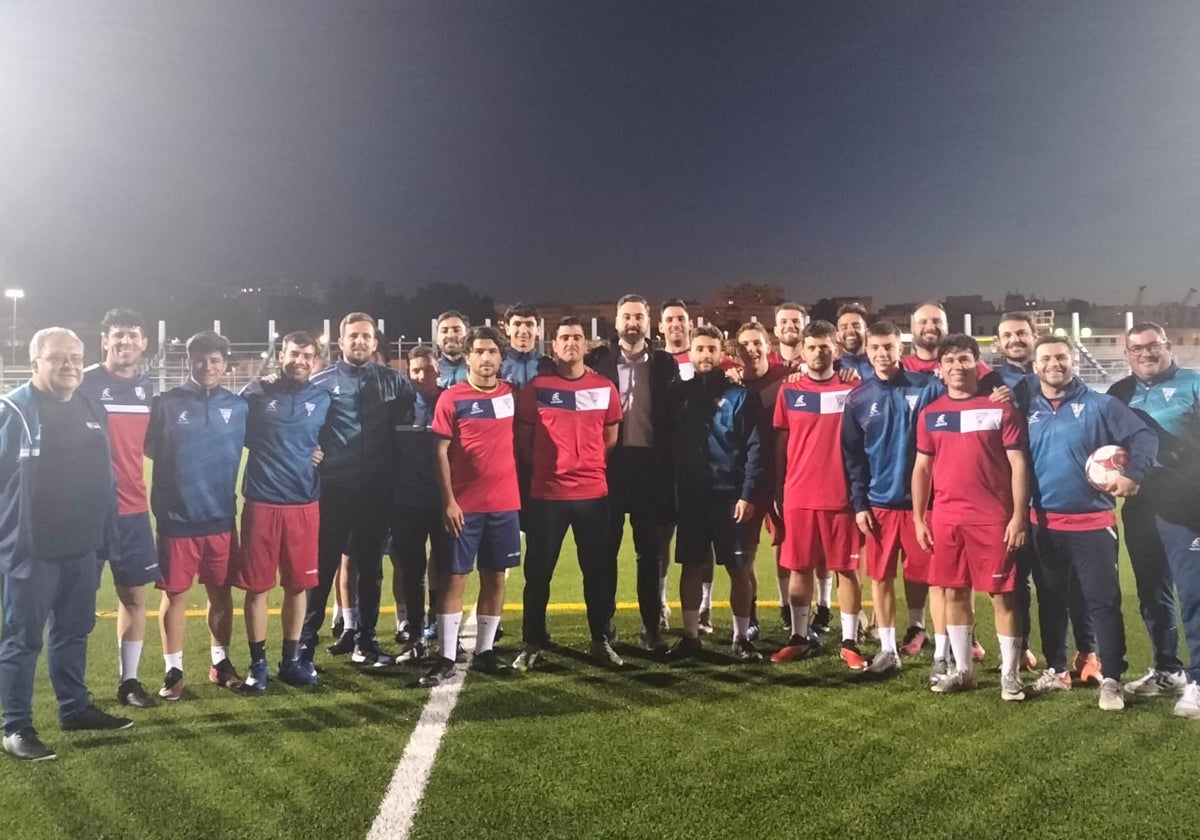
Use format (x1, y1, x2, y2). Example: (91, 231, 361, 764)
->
(465, 325, 505, 352)
(1034, 333, 1072, 351)
(340, 312, 376, 334)
(100, 308, 146, 334)
(408, 344, 437, 363)
(802, 320, 837, 341)
(998, 311, 1037, 333)
(280, 331, 316, 350)
(937, 334, 980, 361)
(660, 298, 688, 315)
(1127, 321, 1167, 340)
(866, 321, 902, 339)
(775, 301, 806, 316)
(503, 303, 539, 322)
(436, 310, 469, 327)
(617, 293, 648, 310)
(554, 316, 587, 339)
(691, 324, 723, 342)
(836, 303, 869, 321)
(373, 329, 392, 364)
(186, 330, 230, 359)
(735, 321, 769, 340)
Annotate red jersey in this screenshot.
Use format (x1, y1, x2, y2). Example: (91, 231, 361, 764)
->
(902, 355, 992, 378)
(80, 364, 153, 515)
(517, 372, 622, 500)
(773, 374, 859, 511)
(432, 381, 520, 513)
(672, 350, 695, 381)
(915, 394, 1025, 524)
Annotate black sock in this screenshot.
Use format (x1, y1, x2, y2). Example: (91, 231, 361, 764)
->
(282, 639, 298, 662)
(249, 640, 266, 662)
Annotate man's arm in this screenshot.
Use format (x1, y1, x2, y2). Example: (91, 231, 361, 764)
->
(911, 452, 934, 551)
(434, 437, 464, 538)
(773, 428, 789, 516)
(1105, 397, 1157, 497)
(1004, 448, 1030, 550)
(516, 420, 535, 470)
(603, 423, 619, 451)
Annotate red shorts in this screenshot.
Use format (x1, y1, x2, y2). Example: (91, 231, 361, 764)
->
(747, 507, 785, 548)
(157, 531, 238, 594)
(780, 508, 860, 573)
(237, 500, 320, 593)
(866, 507, 932, 584)
(928, 519, 1015, 593)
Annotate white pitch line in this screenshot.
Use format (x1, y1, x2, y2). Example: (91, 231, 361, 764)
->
(367, 614, 477, 840)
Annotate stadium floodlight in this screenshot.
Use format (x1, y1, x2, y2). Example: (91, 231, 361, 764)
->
(1080, 327, 1093, 339)
(4, 288, 24, 352)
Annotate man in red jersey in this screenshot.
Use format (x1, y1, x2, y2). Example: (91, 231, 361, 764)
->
(515, 317, 622, 670)
(912, 334, 1030, 701)
(770, 321, 867, 668)
(903, 303, 992, 380)
(422, 326, 522, 687)
(768, 302, 807, 369)
(79, 309, 159, 709)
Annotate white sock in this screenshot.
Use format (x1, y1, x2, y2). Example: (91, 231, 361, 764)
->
(341, 607, 358, 630)
(948, 625, 973, 675)
(790, 605, 810, 637)
(682, 609, 700, 637)
(475, 614, 501, 654)
(659, 575, 668, 603)
(776, 575, 788, 607)
(908, 607, 926, 629)
(817, 577, 832, 608)
(841, 611, 859, 643)
(879, 626, 897, 654)
(210, 645, 228, 667)
(700, 582, 713, 612)
(934, 633, 949, 660)
(119, 640, 143, 682)
(164, 651, 183, 673)
(438, 611, 463, 659)
(732, 615, 751, 643)
(998, 633, 1021, 677)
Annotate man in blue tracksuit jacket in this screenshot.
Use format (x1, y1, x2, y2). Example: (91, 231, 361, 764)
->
(1107, 321, 1200, 716)
(435, 310, 470, 388)
(499, 303, 552, 389)
(302, 313, 414, 668)
(664, 325, 763, 661)
(1015, 335, 1156, 709)
(0, 328, 129, 761)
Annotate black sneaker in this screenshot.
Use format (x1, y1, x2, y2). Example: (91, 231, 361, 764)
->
(732, 639, 764, 662)
(327, 630, 356, 656)
(331, 618, 345, 639)
(418, 656, 456, 688)
(159, 667, 185, 701)
(117, 679, 156, 709)
(395, 626, 412, 646)
(811, 605, 832, 634)
(351, 639, 393, 668)
(780, 605, 792, 632)
(667, 635, 703, 661)
(61, 704, 134, 732)
(2, 728, 56, 761)
(471, 649, 510, 674)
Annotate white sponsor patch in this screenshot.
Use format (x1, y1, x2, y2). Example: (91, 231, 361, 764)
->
(575, 387, 611, 412)
(820, 390, 851, 414)
(960, 408, 1003, 432)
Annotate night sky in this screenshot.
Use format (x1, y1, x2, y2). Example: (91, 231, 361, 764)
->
(3, 1, 1200, 320)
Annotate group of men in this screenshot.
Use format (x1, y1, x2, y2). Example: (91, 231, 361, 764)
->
(2, 296, 1199, 762)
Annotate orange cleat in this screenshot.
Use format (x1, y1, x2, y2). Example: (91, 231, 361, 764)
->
(840, 641, 868, 671)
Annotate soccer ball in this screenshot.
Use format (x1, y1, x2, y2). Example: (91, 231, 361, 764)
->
(1085, 445, 1129, 491)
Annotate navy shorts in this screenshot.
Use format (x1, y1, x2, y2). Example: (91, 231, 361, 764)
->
(105, 512, 160, 587)
(675, 496, 752, 568)
(447, 511, 522, 575)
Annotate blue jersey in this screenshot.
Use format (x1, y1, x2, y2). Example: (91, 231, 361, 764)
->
(500, 348, 550, 389)
(1016, 376, 1156, 515)
(994, 360, 1036, 390)
(145, 380, 247, 537)
(669, 371, 762, 501)
(241, 378, 331, 505)
(1108, 364, 1200, 503)
(436, 353, 468, 389)
(841, 369, 942, 512)
(394, 387, 442, 510)
(839, 351, 875, 381)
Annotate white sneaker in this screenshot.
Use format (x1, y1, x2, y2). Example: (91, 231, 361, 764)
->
(928, 658, 950, 688)
(1029, 668, 1071, 695)
(1125, 667, 1188, 697)
(931, 668, 978, 694)
(1173, 682, 1200, 719)
(1098, 678, 1125, 712)
(866, 650, 901, 675)
(1000, 671, 1026, 702)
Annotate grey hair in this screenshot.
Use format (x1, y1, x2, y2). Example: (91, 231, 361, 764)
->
(30, 327, 83, 362)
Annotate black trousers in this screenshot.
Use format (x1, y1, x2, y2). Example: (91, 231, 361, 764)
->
(523, 497, 612, 643)
(606, 447, 665, 633)
(300, 488, 390, 652)
(390, 505, 450, 629)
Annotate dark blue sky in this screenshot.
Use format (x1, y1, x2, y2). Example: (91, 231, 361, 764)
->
(3, 1, 1199, 313)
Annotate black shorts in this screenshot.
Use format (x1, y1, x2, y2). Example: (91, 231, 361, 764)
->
(674, 496, 751, 568)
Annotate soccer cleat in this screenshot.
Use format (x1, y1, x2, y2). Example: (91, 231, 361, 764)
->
(605, 621, 620, 645)
(1124, 668, 1188, 697)
(471, 649, 511, 674)
(422, 619, 438, 642)
(780, 605, 792, 632)
(659, 602, 672, 631)
(3, 728, 56, 761)
(746, 621, 761, 643)
(352, 640, 393, 669)
(244, 659, 269, 692)
(971, 639, 986, 662)
(900, 626, 928, 656)
(811, 605, 832, 635)
(1029, 668, 1071, 695)
(590, 639, 624, 667)
(1098, 678, 1125, 712)
(840, 641, 868, 671)
(1173, 682, 1200, 719)
(117, 679, 156, 709)
(60, 705, 134, 731)
(277, 659, 319, 687)
(159, 668, 185, 701)
(931, 668, 978, 694)
(866, 650, 901, 675)
(667, 636, 703, 662)
(1074, 652, 1102, 686)
(1021, 649, 1038, 672)
(640, 627, 667, 652)
(771, 634, 818, 663)
(209, 659, 244, 690)
(1000, 672, 1026, 701)
(513, 646, 542, 672)
(327, 630, 357, 656)
(395, 622, 412, 646)
(418, 657, 456, 688)
(697, 609, 714, 636)
(331, 617, 345, 640)
(731, 639, 763, 662)
(928, 658, 950, 687)
(395, 641, 428, 665)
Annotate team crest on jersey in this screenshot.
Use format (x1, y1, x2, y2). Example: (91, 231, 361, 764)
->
(905, 395, 918, 411)
(551, 391, 563, 405)
(99, 387, 113, 401)
(266, 399, 278, 413)
(793, 394, 806, 408)
(332, 385, 341, 396)
(868, 402, 881, 417)
(135, 386, 146, 401)
(1163, 388, 1176, 402)
(220, 408, 233, 424)
(1071, 403, 1084, 418)
(470, 401, 484, 415)
(305, 401, 316, 416)
(934, 413, 947, 428)
(176, 411, 189, 424)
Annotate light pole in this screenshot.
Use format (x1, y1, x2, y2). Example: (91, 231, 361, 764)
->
(4, 289, 24, 358)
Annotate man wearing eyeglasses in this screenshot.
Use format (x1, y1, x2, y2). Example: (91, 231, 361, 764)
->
(1108, 322, 1200, 717)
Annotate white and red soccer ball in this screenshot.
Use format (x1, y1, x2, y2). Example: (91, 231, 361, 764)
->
(1085, 445, 1129, 491)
